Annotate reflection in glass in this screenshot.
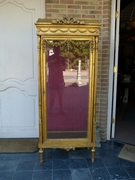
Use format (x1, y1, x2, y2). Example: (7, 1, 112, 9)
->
(47, 46, 66, 114)
(46, 41, 90, 139)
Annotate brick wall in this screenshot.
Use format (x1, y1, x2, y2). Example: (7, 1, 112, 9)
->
(45, 0, 111, 141)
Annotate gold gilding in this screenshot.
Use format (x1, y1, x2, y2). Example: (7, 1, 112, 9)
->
(35, 16, 101, 163)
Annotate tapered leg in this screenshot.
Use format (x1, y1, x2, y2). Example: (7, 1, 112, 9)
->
(39, 148, 44, 163)
(91, 147, 96, 162)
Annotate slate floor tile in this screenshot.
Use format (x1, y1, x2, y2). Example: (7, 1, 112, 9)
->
(90, 168, 111, 180)
(17, 161, 35, 171)
(0, 154, 6, 161)
(43, 149, 53, 160)
(52, 149, 69, 159)
(71, 168, 92, 180)
(2, 154, 21, 161)
(0, 161, 19, 172)
(33, 170, 52, 180)
(53, 159, 70, 169)
(0, 171, 14, 180)
(13, 170, 33, 180)
(69, 148, 91, 159)
(119, 158, 135, 167)
(20, 153, 37, 161)
(102, 156, 122, 168)
(107, 167, 130, 179)
(70, 159, 88, 169)
(125, 167, 135, 178)
(53, 170, 71, 180)
(34, 160, 52, 170)
(87, 157, 105, 169)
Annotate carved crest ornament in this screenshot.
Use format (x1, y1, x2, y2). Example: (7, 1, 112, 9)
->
(51, 15, 86, 25)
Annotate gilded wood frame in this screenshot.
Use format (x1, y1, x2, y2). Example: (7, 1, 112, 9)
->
(35, 16, 101, 163)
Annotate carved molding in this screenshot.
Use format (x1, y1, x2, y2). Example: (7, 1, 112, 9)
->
(42, 39, 91, 52)
(38, 28, 99, 35)
(52, 15, 86, 25)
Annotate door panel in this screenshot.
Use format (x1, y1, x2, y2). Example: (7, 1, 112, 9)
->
(0, 0, 45, 138)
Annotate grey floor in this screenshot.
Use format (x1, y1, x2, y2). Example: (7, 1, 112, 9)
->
(0, 141, 135, 180)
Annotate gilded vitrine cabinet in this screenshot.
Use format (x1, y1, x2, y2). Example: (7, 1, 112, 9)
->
(35, 16, 101, 163)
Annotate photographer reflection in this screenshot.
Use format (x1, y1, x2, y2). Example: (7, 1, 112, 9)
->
(47, 46, 66, 115)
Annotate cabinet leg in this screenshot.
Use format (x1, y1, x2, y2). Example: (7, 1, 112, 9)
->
(91, 147, 96, 162)
(39, 148, 44, 163)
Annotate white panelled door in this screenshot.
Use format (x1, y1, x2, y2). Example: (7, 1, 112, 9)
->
(0, 0, 45, 138)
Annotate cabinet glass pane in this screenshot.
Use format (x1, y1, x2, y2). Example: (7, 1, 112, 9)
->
(46, 41, 90, 139)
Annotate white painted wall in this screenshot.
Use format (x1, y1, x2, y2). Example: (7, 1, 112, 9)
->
(0, 0, 45, 138)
